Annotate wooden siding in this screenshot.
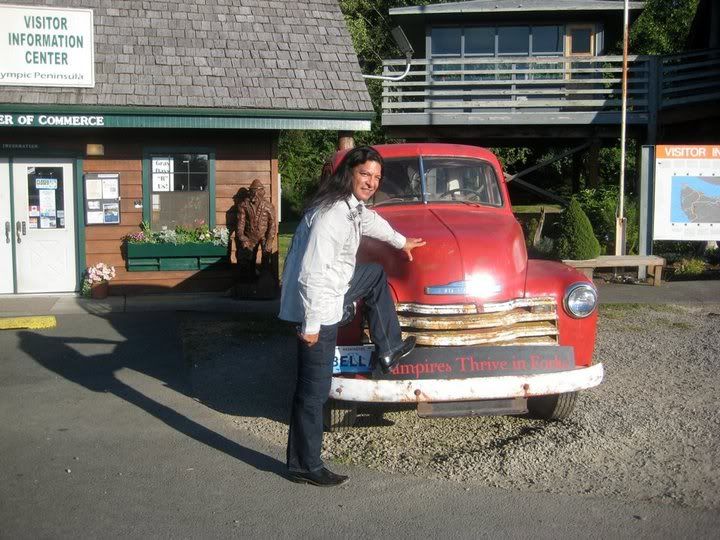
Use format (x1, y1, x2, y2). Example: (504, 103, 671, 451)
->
(76, 131, 277, 293)
(1, 129, 279, 294)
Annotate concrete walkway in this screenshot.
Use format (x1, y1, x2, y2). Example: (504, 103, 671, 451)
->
(2, 311, 718, 538)
(0, 292, 280, 317)
(0, 280, 718, 318)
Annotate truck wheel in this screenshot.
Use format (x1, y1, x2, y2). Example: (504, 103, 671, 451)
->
(528, 392, 577, 420)
(323, 399, 357, 432)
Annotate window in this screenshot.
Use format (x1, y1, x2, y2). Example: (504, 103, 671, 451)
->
(145, 150, 214, 229)
(431, 27, 461, 55)
(27, 167, 65, 229)
(532, 26, 563, 55)
(497, 26, 530, 55)
(569, 27, 593, 55)
(465, 27, 495, 55)
(370, 158, 422, 206)
(422, 157, 503, 206)
(430, 25, 565, 58)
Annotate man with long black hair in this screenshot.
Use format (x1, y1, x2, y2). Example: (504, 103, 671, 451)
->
(280, 146, 425, 486)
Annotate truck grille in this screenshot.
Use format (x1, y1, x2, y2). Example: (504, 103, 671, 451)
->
(393, 297, 559, 346)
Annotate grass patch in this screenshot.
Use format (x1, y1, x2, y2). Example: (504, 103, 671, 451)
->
(671, 322, 693, 330)
(599, 303, 686, 319)
(599, 304, 643, 317)
(512, 204, 562, 214)
(600, 303, 683, 315)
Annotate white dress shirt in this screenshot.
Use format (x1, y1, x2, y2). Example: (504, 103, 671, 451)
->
(279, 194, 406, 334)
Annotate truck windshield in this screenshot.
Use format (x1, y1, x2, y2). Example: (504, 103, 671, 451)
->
(422, 157, 503, 206)
(371, 156, 503, 207)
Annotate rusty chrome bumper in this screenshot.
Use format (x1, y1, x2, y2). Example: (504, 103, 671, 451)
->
(329, 363, 604, 403)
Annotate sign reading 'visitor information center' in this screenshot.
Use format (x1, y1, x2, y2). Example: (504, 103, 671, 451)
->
(0, 4, 94, 88)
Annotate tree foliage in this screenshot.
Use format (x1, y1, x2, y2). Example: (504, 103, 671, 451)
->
(629, 0, 699, 55)
(279, 130, 337, 218)
(279, 0, 700, 227)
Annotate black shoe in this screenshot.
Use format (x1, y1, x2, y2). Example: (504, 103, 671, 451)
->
(338, 301, 358, 327)
(377, 336, 416, 374)
(288, 467, 349, 487)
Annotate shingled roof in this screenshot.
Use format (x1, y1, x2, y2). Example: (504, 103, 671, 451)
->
(0, 0, 373, 115)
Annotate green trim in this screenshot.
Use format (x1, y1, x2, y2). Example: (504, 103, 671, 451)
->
(126, 243, 228, 272)
(141, 156, 150, 225)
(74, 157, 86, 292)
(127, 243, 227, 257)
(0, 105, 372, 130)
(142, 147, 216, 229)
(0, 103, 374, 120)
(8, 158, 17, 293)
(209, 151, 216, 227)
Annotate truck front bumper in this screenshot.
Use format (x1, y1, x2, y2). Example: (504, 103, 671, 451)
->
(329, 363, 604, 403)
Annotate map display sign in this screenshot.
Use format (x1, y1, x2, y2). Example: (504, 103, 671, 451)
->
(653, 145, 720, 241)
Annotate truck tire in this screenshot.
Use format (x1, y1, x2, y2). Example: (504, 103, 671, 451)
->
(527, 392, 577, 420)
(323, 399, 358, 432)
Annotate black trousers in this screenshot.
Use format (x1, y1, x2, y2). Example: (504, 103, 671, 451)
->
(286, 263, 402, 473)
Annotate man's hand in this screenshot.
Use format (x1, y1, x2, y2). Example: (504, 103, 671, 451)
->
(402, 237, 426, 262)
(299, 332, 319, 346)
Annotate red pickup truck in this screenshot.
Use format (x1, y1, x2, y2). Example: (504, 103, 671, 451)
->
(327, 143, 603, 429)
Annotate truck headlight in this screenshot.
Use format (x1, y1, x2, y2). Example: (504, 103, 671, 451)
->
(563, 283, 597, 318)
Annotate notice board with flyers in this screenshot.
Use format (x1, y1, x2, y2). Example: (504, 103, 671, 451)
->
(84, 173, 120, 225)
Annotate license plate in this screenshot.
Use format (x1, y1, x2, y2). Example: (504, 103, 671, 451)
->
(333, 345, 374, 374)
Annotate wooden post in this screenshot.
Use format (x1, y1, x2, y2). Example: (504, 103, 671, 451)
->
(586, 139, 600, 188)
(338, 131, 355, 150)
(571, 151, 582, 193)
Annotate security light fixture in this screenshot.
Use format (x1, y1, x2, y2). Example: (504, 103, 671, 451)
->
(391, 26, 413, 57)
(86, 144, 104, 156)
(363, 26, 414, 82)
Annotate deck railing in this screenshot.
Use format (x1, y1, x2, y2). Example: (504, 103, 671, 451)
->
(660, 49, 720, 109)
(381, 51, 719, 124)
(382, 55, 651, 116)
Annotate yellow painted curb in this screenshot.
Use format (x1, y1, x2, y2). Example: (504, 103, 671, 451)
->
(0, 316, 57, 330)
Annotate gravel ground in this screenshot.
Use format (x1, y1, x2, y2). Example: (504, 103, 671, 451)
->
(182, 304, 720, 510)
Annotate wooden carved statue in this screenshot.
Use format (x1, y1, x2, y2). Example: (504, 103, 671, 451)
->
(235, 179, 277, 277)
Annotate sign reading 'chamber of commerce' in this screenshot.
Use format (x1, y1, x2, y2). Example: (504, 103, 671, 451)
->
(654, 145, 720, 241)
(0, 4, 94, 88)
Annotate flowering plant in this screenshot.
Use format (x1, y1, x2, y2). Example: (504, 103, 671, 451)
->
(81, 262, 116, 296)
(123, 220, 229, 247)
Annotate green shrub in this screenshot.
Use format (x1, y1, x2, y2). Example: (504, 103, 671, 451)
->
(655, 241, 706, 264)
(674, 257, 707, 276)
(705, 247, 720, 266)
(555, 198, 601, 260)
(575, 186, 639, 255)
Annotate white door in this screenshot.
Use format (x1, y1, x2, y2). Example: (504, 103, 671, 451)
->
(12, 159, 76, 293)
(0, 159, 13, 293)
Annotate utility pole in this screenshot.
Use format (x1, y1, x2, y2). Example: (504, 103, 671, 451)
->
(615, 0, 629, 255)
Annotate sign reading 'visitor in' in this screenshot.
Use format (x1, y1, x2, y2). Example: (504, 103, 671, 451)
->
(0, 4, 94, 88)
(654, 145, 720, 241)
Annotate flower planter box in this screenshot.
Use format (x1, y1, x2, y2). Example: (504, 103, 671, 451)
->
(126, 243, 229, 272)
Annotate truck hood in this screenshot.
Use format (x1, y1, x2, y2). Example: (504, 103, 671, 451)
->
(358, 205, 528, 304)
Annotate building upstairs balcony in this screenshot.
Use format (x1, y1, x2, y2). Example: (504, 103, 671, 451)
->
(381, 0, 719, 142)
(381, 49, 720, 141)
